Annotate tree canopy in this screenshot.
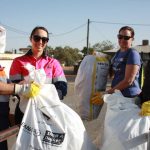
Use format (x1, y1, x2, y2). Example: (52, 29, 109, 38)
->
(46, 46, 82, 66)
(81, 40, 115, 55)
(6, 40, 114, 66)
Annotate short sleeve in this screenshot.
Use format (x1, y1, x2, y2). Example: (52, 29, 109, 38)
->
(127, 49, 141, 66)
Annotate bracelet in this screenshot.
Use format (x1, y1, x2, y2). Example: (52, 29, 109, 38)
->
(13, 84, 16, 94)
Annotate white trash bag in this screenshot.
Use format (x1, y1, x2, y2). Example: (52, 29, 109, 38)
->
(75, 52, 110, 120)
(0, 26, 6, 53)
(100, 90, 150, 150)
(12, 64, 97, 150)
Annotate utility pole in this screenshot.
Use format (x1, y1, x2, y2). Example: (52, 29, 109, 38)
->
(86, 19, 90, 55)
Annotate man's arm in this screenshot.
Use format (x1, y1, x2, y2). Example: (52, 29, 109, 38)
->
(0, 82, 31, 96)
(0, 82, 14, 94)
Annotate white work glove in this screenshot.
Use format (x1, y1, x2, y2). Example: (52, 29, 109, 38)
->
(14, 82, 40, 98)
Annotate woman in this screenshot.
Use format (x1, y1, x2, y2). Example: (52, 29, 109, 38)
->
(9, 26, 67, 124)
(107, 26, 141, 99)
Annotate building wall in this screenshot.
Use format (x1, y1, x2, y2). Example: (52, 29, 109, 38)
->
(0, 54, 23, 77)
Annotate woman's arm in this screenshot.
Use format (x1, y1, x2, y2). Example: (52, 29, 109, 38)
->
(54, 81, 67, 100)
(107, 64, 139, 94)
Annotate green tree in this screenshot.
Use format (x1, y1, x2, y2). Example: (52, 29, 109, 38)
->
(81, 47, 94, 55)
(53, 46, 82, 66)
(92, 40, 114, 52)
(27, 45, 32, 49)
(81, 40, 114, 55)
(46, 46, 54, 56)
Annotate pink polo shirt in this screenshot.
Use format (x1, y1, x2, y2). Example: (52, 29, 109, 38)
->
(9, 54, 67, 84)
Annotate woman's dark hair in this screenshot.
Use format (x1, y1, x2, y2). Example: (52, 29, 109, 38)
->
(119, 26, 135, 38)
(30, 26, 49, 39)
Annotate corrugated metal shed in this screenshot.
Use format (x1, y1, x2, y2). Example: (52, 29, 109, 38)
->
(104, 40, 150, 61)
(134, 45, 150, 53)
(104, 45, 150, 54)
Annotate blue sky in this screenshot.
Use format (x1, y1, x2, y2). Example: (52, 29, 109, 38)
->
(0, 0, 150, 51)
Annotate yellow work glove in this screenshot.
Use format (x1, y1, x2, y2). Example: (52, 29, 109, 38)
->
(90, 92, 104, 105)
(139, 101, 150, 116)
(15, 82, 40, 98)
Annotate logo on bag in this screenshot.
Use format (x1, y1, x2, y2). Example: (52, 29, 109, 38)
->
(21, 122, 41, 136)
(43, 130, 65, 146)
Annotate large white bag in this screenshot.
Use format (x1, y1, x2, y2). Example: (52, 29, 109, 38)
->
(100, 91, 150, 150)
(75, 52, 110, 120)
(0, 26, 6, 53)
(13, 65, 97, 150)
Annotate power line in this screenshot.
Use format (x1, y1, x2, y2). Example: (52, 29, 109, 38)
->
(51, 23, 87, 37)
(91, 24, 109, 40)
(66, 38, 86, 45)
(1, 22, 87, 37)
(0, 21, 87, 43)
(7, 36, 28, 39)
(91, 21, 150, 27)
(1, 22, 29, 35)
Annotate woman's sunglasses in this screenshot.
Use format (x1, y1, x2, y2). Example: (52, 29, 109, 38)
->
(117, 34, 132, 41)
(32, 35, 49, 43)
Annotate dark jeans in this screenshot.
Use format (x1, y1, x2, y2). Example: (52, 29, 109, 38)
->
(0, 102, 9, 150)
(15, 102, 24, 125)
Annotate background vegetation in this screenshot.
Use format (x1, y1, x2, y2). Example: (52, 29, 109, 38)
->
(6, 40, 114, 66)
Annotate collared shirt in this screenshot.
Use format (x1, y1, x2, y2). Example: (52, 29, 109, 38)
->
(9, 49, 67, 84)
(9, 49, 67, 99)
